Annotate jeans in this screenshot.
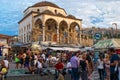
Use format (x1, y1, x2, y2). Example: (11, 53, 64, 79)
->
(54, 70, 59, 80)
(81, 70, 88, 80)
(98, 69, 104, 80)
(68, 70, 73, 79)
(71, 68, 79, 80)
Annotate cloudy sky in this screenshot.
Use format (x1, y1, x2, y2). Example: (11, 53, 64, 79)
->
(0, 0, 120, 35)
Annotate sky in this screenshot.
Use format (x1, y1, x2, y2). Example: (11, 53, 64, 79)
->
(0, 0, 120, 35)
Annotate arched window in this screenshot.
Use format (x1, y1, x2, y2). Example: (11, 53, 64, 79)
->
(37, 9, 40, 12)
(39, 23, 42, 29)
(48, 25, 51, 30)
(69, 29, 71, 32)
(62, 27, 64, 31)
(55, 9, 57, 14)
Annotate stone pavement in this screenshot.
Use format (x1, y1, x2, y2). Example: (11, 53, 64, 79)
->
(6, 62, 100, 80)
(6, 71, 99, 80)
(91, 70, 99, 80)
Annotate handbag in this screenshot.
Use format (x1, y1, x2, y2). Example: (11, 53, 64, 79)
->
(114, 63, 118, 72)
(113, 63, 119, 80)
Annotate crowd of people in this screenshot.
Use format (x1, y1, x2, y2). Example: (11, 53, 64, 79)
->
(0, 47, 120, 80)
(0, 55, 9, 80)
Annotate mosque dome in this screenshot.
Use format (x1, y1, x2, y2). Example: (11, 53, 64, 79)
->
(32, 1, 60, 8)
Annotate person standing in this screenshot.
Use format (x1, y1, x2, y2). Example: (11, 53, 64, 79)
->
(3, 56, 9, 69)
(24, 53, 30, 71)
(108, 48, 119, 80)
(36, 59, 43, 74)
(118, 59, 120, 80)
(66, 60, 72, 79)
(55, 59, 64, 80)
(86, 53, 94, 79)
(97, 55, 105, 80)
(104, 54, 110, 80)
(80, 53, 89, 80)
(0, 61, 8, 80)
(70, 52, 79, 80)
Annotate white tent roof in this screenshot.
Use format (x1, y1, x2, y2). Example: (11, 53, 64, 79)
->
(48, 47, 80, 51)
(94, 39, 120, 49)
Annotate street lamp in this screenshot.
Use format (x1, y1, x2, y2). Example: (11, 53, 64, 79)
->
(112, 23, 117, 30)
(112, 23, 118, 38)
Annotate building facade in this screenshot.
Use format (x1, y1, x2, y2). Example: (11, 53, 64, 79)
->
(0, 34, 11, 56)
(18, 1, 82, 46)
(81, 27, 120, 47)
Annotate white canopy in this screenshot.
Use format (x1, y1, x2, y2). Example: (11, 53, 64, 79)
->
(94, 39, 120, 49)
(48, 47, 80, 51)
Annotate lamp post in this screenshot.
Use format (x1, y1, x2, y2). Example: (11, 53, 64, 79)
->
(112, 23, 117, 30)
(112, 23, 118, 38)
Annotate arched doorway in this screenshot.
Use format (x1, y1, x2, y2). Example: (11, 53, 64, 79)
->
(45, 18, 57, 42)
(59, 20, 68, 44)
(34, 19, 43, 42)
(70, 22, 80, 44)
(53, 34, 57, 42)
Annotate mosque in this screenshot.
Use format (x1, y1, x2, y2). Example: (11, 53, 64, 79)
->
(18, 1, 83, 46)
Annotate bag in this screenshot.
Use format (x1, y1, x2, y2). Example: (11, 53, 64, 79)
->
(113, 63, 119, 80)
(15, 57, 20, 63)
(57, 73, 64, 80)
(114, 63, 118, 72)
(1, 68, 8, 74)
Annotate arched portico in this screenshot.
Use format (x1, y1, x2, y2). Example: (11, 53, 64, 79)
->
(59, 20, 68, 44)
(45, 18, 58, 42)
(69, 22, 80, 44)
(33, 19, 43, 42)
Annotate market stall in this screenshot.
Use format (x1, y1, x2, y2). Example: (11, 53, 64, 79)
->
(48, 47, 80, 52)
(93, 39, 120, 55)
(93, 39, 120, 49)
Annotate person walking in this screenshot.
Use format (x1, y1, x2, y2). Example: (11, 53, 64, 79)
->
(70, 52, 80, 80)
(108, 48, 119, 80)
(97, 55, 105, 80)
